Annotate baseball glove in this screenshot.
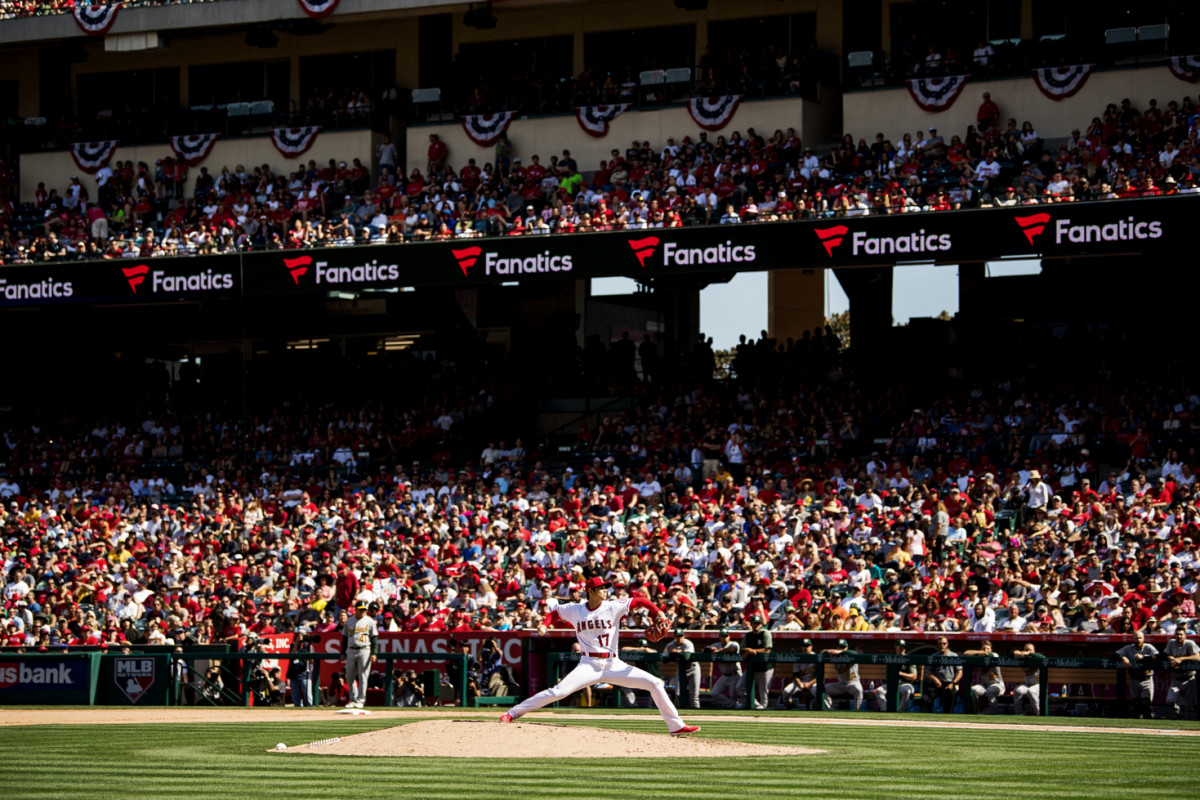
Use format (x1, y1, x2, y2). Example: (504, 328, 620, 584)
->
(645, 618, 672, 642)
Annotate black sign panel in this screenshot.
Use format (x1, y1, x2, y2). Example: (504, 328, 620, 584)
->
(1, 195, 1194, 308)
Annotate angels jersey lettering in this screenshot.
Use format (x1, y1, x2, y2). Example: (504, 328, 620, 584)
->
(556, 598, 631, 655)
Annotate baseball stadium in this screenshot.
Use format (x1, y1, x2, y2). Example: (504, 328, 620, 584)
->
(2, 0, 1200, 797)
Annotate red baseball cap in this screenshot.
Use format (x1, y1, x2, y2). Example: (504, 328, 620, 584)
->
(585, 577, 612, 591)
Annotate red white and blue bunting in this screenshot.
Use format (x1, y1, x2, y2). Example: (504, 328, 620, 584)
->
(270, 126, 322, 159)
(168, 133, 221, 167)
(906, 75, 969, 112)
(575, 104, 631, 138)
(686, 95, 743, 132)
(73, 3, 121, 37)
(461, 111, 517, 147)
(1031, 64, 1094, 100)
(296, 0, 340, 18)
(69, 140, 120, 174)
(1168, 55, 1200, 83)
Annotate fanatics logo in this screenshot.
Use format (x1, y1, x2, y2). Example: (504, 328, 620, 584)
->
(814, 225, 849, 257)
(122, 264, 150, 293)
(627, 236, 660, 268)
(451, 246, 483, 277)
(283, 255, 312, 285)
(1014, 212, 1051, 246)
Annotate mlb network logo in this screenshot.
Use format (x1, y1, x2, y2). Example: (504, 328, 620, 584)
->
(814, 225, 848, 257)
(1014, 213, 1051, 246)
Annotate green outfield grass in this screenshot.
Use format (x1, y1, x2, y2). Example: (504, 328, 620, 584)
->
(0, 713, 1196, 800)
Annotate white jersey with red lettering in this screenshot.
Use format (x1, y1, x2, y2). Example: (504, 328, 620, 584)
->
(555, 598, 630, 655)
(505, 596, 689, 733)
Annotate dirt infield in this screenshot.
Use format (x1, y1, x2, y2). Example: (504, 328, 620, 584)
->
(4, 707, 1198, 740)
(272, 718, 822, 758)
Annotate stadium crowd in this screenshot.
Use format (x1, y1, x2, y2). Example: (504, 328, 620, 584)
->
(3, 92, 1199, 265)
(1, 322, 1199, 664)
(0, 0, 222, 20)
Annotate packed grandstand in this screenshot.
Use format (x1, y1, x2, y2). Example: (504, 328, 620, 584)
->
(0, 1, 1198, 725)
(2, 92, 1199, 263)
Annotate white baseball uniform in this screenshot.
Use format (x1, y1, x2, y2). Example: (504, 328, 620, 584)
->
(506, 597, 686, 732)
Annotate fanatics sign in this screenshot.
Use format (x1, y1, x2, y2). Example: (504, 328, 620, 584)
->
(0, 196, 1194, 308)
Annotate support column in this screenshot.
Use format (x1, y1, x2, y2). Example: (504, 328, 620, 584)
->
(956, 261, 986, 318)
(18, 52, 38, 118)
(880, 0, 891, 57)
(1020, 0, 1034, 40)
(573, 20, 585, 78)
(832, 266, 893, 359)
(289, 53, 301, 115)
(574, 278, 587, 350)
(768, 269, 825, 347)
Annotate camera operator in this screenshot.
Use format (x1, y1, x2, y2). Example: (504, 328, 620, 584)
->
(445, 639, 482, 704)
(396, 669, 425, 707)
(287, 633, 317, 707)
(482, 637, 519, 697)
(242, 635, 272, 704)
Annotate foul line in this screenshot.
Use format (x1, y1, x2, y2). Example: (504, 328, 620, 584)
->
(534, 712, 1200, 737)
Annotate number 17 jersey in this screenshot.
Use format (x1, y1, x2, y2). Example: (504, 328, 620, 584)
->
(556, 598, 632, 656)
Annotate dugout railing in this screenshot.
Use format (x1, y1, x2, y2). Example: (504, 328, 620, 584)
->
(547, 651, 1197, 717)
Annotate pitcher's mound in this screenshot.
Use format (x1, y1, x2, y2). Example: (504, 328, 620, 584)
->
(281, 719, 823, 758)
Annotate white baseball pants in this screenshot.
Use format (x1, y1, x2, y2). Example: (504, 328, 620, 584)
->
(507, 656, 685, 731)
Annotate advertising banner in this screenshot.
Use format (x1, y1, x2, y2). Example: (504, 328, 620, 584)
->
(312, 630, 526, 689)
(0, 254, 238, 307)
(0, 654, 99, 704)
(96, 653, 170, 706)
(2, 195, 1195, 308)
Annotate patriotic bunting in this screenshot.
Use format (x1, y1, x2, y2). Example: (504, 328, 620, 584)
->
(686, 95, 743, 132)
(69, 140, 120, 174)
(575, 104, 631, 138)
(270, 126, 322, 159)
(73, 3, 121, 37)
(461, 111, 517, 147)
(168, 133, 221, 167)
(906, 75, 969, 112)
(1168, 55, 1200, 83)
(296, 0, 340, 18)
(1031, 65, 1095, 101)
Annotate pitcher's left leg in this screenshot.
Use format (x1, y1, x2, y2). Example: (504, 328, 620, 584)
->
(605, 660, 685, 731)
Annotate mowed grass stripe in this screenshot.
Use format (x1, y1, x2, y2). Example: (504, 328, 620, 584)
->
(1, 720, 1197, 800)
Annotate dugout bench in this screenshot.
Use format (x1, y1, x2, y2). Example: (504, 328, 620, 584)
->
(546, 651, 1197, 717)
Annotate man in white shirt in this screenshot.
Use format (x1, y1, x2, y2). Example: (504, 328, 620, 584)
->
(637, 474, 663, 504)
(1045, 172, 1071, 195)
(973, 40, 995, 68)
(1024, 470, 1053, 511)
(975, 152, 1001, 185)
(1160, 141, 1180, 169)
